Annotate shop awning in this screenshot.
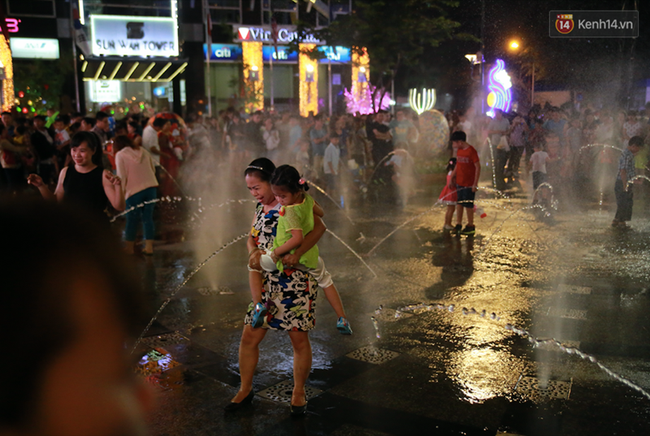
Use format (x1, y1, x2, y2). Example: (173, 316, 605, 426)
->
(81, 57, 188, 82)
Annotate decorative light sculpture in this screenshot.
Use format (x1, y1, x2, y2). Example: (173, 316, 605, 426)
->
(486, 59, 512, 117)
(299, 43, 318, 116)
(351, 48, 369, 102)
(0, 35, 14, 112)
(408, 88, 436, 115)
(343, 84, 390, 115)
(242, 41, 263, 112)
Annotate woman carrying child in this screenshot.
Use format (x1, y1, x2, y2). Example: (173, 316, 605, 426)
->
(226, 159, 350, 416)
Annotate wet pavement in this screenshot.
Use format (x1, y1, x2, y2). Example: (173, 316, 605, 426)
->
(131, 171, 650, 435)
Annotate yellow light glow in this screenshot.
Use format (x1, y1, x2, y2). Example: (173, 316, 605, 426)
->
(299, 43, 318, 117)
(242, 42, 264, 113)
(242, 41, 263, 113)
(93, 61, 106, 80)
(151, 62, 172, 82)
(487, 91, 496, 108)
(108, 62, 123, 80)
(124, 62, 140, 81)
(138, 62, 156, 81)
(166, 62, 188, 82)
(509, 41, 520, 50)
(351, 47, 370, 111)
(0, 35, 13, 112)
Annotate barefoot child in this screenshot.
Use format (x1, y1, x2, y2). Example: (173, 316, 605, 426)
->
(438, 157, 457, 231)
(251, 164, 352, 334)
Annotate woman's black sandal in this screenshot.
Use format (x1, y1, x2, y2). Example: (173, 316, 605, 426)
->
(224, 390, 254, 412)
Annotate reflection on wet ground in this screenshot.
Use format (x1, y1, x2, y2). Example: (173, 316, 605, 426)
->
(132, 174, 650, 435)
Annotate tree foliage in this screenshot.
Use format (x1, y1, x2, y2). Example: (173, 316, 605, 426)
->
(311, 0, 473, 110)
(13, 55, 73, 114)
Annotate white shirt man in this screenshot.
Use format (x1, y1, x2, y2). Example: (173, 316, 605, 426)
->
(142, 124, 161, 167)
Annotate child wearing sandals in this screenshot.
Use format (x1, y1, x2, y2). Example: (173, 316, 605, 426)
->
(250, 164, 352, 334)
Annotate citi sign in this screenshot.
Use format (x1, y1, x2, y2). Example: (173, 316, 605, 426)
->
(237, 26, 322, 44)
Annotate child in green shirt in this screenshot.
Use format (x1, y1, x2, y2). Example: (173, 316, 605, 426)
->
(251, 164, 352, 334)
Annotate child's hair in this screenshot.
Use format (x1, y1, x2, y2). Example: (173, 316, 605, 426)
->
(270, 164, 309, 193)
(450, 131, 466, 142)
(629, 136, 645, 147)
(244, 157, 276, 182)
(446, 157, 456, 172)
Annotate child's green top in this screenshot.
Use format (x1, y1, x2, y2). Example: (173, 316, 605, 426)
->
(273, 193, 319, 272)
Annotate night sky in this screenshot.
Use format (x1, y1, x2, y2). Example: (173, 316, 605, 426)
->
(401, 0, 650, 107)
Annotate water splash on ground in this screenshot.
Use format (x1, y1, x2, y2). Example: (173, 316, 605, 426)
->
(132, 232, 249, 352)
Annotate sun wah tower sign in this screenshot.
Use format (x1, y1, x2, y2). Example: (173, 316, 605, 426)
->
(90, 15, 179, 57)
(486, 59, 511, 118)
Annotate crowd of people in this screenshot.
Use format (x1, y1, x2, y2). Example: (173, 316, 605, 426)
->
(4, 101, 650, 237)
(446, 102, 650, 228)
(0, 107, 423, 202)
(452, 103, 650, 195)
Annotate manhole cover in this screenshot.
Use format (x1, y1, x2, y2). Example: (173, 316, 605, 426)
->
(141, 332, 187, 348)
(546, 307, 587, 320)
(346, 346, 400, 365)
(557, 284, 592, 295)
(256, 379, 323, 403)
(515, 376, 572, 402)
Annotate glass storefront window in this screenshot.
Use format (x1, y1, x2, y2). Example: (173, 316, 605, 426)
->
(85, 80, 184, 119)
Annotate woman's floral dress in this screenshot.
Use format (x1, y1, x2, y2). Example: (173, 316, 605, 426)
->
(243, 203, 318, 331)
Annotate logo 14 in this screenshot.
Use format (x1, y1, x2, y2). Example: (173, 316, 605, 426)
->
(556, 14, 574, 34)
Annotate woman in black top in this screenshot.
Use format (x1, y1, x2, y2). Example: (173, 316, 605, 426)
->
(28, 132, 124, 216)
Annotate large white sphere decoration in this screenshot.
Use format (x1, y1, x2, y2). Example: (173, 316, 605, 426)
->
(417, 109, 449, 152)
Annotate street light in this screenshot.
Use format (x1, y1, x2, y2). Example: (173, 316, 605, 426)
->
(507, 39, 534, 108)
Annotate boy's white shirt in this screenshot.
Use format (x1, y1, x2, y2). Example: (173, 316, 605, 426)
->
(323, 142, 340, 175)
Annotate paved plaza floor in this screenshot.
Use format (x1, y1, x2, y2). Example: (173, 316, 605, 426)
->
(132, 176, 650, 435)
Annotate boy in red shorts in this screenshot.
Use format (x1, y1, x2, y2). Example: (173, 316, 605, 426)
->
(450, 131, 481, 236)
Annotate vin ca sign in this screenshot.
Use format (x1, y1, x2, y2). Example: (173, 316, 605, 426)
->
(235, 25, 323, 45)
(90, 15, 179, 57)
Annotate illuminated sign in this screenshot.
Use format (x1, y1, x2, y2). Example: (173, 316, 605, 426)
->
(486, 59, 512, 117)
(203, 43, 242, 62)
(88, 80, 121, 103)
(234, 25, 323, 45)
(318, 46, 351, 63)
(90, 15, 178, 57)
(10, 38, 60, 59)
(0, 18, 20, 34)
(262, 46, 298, 62)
